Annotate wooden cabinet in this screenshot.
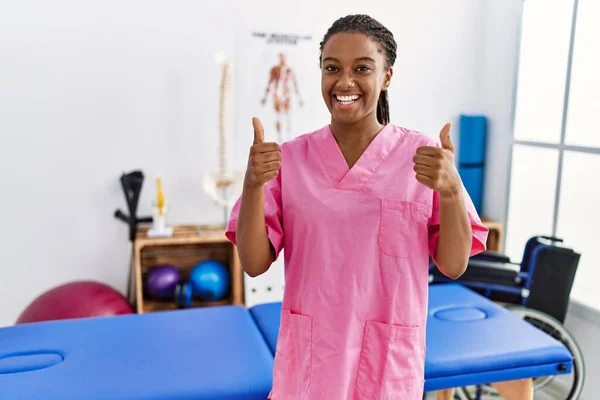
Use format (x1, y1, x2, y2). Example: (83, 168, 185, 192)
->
(127, 225, 244, 314)
(482, 218, 504, 253)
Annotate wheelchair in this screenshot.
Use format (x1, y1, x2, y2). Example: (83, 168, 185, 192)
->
(429, 235, 584, 400)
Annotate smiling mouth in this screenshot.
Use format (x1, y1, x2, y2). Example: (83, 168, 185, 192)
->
(334, 94, 361, 106)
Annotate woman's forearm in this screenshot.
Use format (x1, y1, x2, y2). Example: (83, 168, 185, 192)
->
(235, 185, 275, 277)
(434, 190, 472, 279)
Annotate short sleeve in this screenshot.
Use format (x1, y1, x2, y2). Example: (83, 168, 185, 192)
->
(225, 172, 284, 260)
(427, 185, 489, 260)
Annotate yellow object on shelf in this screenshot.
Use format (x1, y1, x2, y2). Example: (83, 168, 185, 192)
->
(156, 176, 166, 216)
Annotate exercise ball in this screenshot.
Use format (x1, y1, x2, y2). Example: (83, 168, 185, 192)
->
(190, 260, 230, 301)
(145, 264, 181, 299)
(16, 281, 133, 324)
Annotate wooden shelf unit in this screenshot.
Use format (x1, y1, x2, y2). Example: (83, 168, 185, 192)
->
(482, 218, 504, 253)
(128, 224, 244, 314)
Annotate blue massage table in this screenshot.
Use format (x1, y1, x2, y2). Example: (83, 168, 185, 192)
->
(0, 306, 274, 399)
(0, 284, 572, 398)
(250, 284, 574, 392)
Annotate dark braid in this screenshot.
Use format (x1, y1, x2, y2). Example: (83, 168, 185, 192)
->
(320, 14, 397, 124)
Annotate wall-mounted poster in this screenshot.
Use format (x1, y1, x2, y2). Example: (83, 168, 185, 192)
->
(234, 30, 321, 147)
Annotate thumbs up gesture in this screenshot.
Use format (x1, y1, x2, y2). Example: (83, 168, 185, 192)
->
(244, 117, 282, 188)
(413, 123, 461, 197)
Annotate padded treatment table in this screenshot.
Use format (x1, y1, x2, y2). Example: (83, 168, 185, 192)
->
(425, 283, 572, 390)
(249, 283, 573, 392)
(0, 306, 274, 400)
(248, 302, 281, 355)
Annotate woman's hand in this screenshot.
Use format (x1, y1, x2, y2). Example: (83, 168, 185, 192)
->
(412, 123, 461, 197)
(244, 117, 281, 188)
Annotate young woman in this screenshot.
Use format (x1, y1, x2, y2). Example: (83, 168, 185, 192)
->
(226, 14, 489, 399)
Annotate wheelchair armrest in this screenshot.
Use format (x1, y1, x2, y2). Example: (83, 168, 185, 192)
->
(455, 258, 524, 287)
(468, 259, 521, 273)
(471, 250, 512, 263)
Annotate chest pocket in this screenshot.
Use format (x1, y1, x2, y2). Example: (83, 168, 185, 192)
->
(377, 199, 430, 259)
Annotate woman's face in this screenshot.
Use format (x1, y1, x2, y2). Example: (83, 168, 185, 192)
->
(321, 32, 392, 126)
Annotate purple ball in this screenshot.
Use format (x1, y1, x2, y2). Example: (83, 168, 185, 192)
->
(146, 264, 181, 299)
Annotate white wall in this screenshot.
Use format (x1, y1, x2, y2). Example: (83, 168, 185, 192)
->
(0, 0, 238, 326)
(477, 1, 524, 224)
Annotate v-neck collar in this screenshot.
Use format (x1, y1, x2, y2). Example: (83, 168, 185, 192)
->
(312, 123, 400, 191)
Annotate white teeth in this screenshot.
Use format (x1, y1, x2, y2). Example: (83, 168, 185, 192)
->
(336, 95, 359, 103)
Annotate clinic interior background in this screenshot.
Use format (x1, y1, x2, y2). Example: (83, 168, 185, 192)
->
(1, 0, 598, 396)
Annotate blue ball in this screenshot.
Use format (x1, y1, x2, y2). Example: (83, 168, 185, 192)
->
(189, 260, 230, 301)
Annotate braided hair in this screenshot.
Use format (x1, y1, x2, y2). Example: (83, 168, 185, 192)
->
(319, 14, 397, 124)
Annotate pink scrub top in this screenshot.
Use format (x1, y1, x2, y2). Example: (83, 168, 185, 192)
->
(226, 123, 489, 399)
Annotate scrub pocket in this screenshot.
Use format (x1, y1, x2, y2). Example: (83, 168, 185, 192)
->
(355, 320, 421, 399)
(377, 199, 429, 259)
(271, 309, 312, 395)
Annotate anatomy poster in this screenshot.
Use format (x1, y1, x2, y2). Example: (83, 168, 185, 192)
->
(234, 30, 321, 147)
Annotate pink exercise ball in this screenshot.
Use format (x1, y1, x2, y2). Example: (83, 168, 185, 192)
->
(16, 281, 134, 324)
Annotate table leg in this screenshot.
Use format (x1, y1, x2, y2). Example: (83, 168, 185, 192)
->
(435, 388, 455, 400)
(491, 378, 533, 400)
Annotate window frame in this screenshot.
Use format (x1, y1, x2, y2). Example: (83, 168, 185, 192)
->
(505, 0, 600, 311)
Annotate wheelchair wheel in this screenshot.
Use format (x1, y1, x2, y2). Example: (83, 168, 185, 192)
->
(455, 306, 585, 400)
